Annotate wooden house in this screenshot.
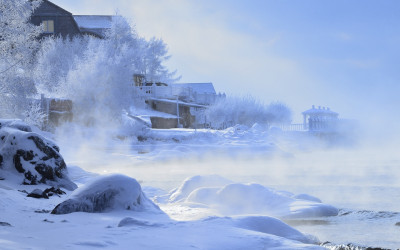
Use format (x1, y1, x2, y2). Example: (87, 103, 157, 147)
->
(30, 0, 81, 38)
(30, 0, 114, 39)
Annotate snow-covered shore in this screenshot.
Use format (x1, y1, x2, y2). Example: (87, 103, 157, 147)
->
(2, 121, 399, 249)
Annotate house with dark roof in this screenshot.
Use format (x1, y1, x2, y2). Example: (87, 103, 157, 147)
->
(30, 0, 81, 38)
(30, 0, 112, 39)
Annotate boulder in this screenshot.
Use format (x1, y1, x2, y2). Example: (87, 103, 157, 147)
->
(27, 189, 49, 199)
(0, 119, 76, 190)
(26, 187, 66, 199)
(52, 174, 160, 214)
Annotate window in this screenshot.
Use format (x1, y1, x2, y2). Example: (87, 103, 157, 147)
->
(42, 20, 54, 33)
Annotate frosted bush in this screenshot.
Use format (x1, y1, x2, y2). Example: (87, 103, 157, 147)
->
(204, 96, 292, 129)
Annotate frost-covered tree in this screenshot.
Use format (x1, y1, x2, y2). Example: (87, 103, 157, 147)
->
(204, 96, 292, 129)
(142, 38, 178, 84)
(41, 16, 179, 125)
(34, 36, 90, 95)
(0, 0, 42, 118)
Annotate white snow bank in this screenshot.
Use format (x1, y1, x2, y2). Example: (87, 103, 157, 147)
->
(168, 175, 338, 219)
(52, 174, 161, 214)
(168, 175, 233, 202)
(0, 119, 32, 132)
(204, 215, 317, 244)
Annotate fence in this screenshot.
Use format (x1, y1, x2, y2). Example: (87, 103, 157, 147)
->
(274, 123, 307, 131)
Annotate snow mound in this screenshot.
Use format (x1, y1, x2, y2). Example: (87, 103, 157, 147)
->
(171, 176, 338, 218)
(51, 174, 161, 214)
(292, 193, 322, 203)
(230, 216, 316, 244)
(117, 217, 163, 227)
(0, 119, 32, 132)
(168, 175, 233, 202)
(0, 120, 76, 190)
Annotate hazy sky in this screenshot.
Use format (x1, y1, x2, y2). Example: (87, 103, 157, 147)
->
(51, 0, 399, 123)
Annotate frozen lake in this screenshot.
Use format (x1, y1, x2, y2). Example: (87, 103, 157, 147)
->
(60, 133, 400, 249)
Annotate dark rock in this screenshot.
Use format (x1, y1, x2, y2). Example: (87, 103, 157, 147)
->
(23, 171, 37, 185)
(320, 242, 390, 250)
(35, 209, 51, 213)
(395, 222, 400, 226)
(52, 189, 119, 214)
(44, 187, 66, 197)
(28, 136, 60, 160)
(27, 189, 49, 199)
(13, 152, 25, 173)
(0, 222, 12, 227)
(0, 154, 3, 168)
(27, 187, 66, 199)
(35, 164, 55, 182)
(43, 219, 54, 223)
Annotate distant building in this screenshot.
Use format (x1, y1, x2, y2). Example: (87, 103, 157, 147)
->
(132, 74, 225, 129)
(302, 105, 339, 132)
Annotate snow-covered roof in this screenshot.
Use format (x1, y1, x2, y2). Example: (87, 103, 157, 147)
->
(172, 83, 216, 95)
(73, 15, 114, 37)
(302, 105, 339, 116)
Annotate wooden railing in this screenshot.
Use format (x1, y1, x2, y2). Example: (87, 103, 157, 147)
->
(134, 86, 225, 105)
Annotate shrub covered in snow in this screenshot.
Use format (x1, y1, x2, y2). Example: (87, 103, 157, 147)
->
(52, 174, 160, 214)
(0, 119, 76, 190)
(204, 96, 292, 129)
(0, 0, 42, 121)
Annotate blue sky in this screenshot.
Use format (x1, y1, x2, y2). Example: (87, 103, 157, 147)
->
(52, 0, 400, 124)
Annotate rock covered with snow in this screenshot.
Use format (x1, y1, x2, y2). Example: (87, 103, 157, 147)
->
(52, 174, 161, 214)
(168, 175, 233, 202)
(0, 119, 76, 190)
(169, 175, 338, 219)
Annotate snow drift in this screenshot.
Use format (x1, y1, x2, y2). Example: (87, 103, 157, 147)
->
(168, 175, 338, 218)
(52, 174, 160, 214)
(204, 215, 317, 244)
(0, 119, 76, 190)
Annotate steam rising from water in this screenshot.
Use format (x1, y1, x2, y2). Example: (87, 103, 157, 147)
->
(55, 121, 400, 248)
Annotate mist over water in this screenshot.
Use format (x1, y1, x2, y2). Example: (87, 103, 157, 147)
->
(55, 119, 400, 249)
